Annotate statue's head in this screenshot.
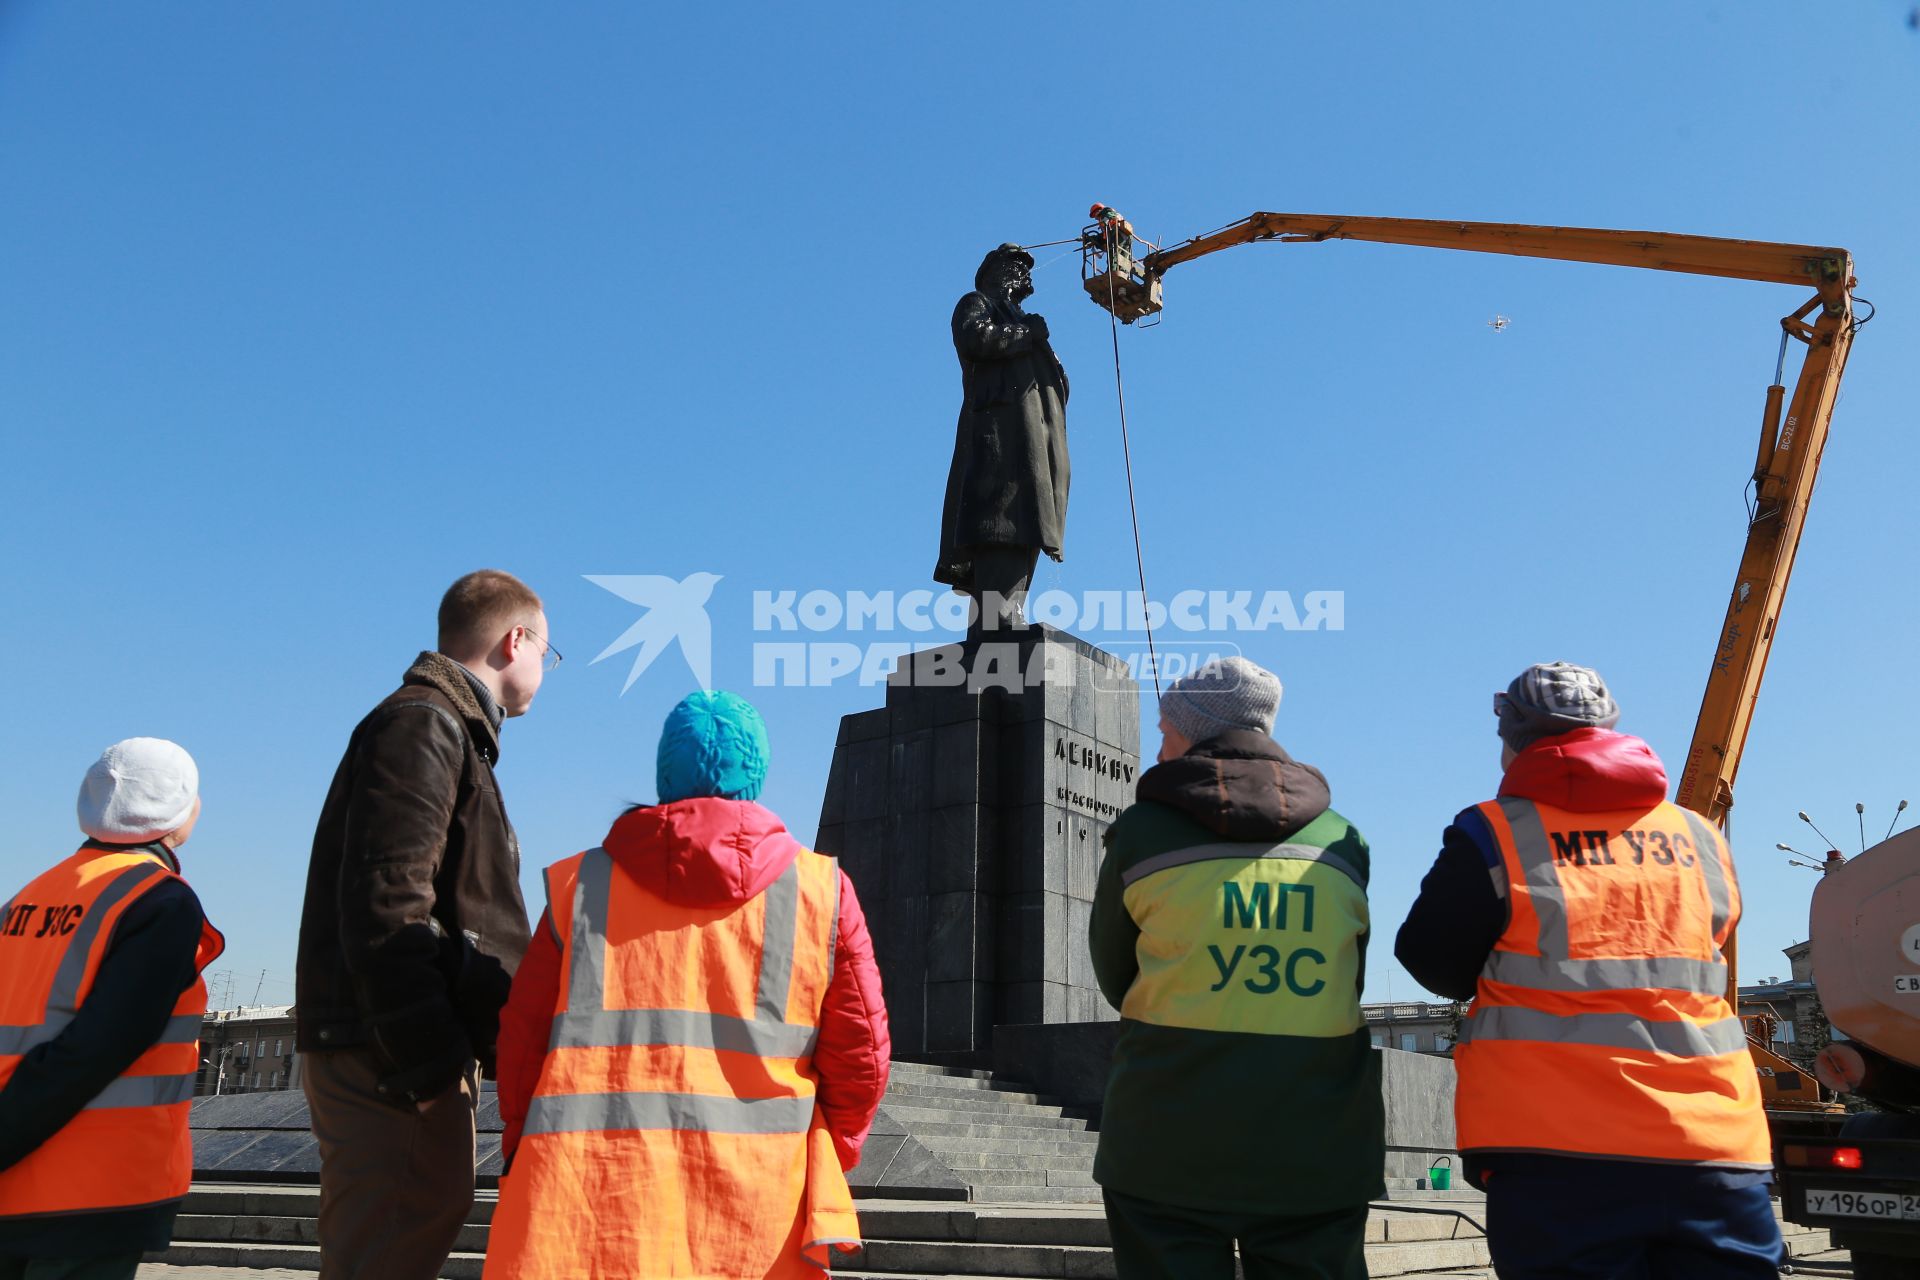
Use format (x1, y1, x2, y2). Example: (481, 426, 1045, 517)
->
(976, 243, 1035, 302)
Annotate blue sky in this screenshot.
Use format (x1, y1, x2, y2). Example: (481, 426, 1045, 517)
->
(4, 2, 1916, 1011)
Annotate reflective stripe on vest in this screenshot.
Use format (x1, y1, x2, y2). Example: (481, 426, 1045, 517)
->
(548, 1007, 816, 1057)
(1120, 840, 1366, 891)
(0, 848, 223, 1218)
(1460, 797, 1734, 1021)
(523, 1090, 817, 1137)
(487, 844, 857, 1280)
(527, 850, 821, 1134)
(1453, 796, 1771, 1168)
(1465, 1005, 1748, 1057)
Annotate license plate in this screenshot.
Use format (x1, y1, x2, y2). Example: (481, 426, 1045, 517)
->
(1805, 1187, 1920, 1221)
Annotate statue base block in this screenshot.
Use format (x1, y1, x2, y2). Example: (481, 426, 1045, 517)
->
(816, 625, 1141, 1057)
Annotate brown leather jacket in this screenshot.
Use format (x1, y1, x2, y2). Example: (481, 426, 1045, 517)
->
(295, 653, 532, 1103)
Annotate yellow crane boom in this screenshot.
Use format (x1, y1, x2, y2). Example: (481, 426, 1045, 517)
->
(1085, 212, 1860, 995)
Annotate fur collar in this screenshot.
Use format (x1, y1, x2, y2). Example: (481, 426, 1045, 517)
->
(403, 650, 502, 760)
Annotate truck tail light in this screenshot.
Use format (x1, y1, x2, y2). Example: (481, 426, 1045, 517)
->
(1785, 1144, 1866, 1169)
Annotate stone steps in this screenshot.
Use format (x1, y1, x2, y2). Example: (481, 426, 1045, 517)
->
(956, 1169, 1102, 1189)
(863, 1062, 1108, 1202)
(884, 1113, 1100, 1140)
(165, 1050, 1847, 1277)
(957, 1187, 1112, 1204)
(933, 1150, 1097, 1172)
(861, 1206, 1112, 1247)
(883, 1088, 1085, 1121)
(155, 1239, 488, 1279)
(843, 1236, 1119, 1276)
(885, 1075, 1065, 1106)
(835, 1273, 1059, 1279)
(887, 1094, 1082, 1120)
(156, 1189, 1497, 1277)
(178, 1184, 498, 1224)
(919, 1133, 1103, 1155)
(173, 1214, 491, 1252)
(151, 1234, 1494, 1278)
(891, 1062, 999, 1081)
(151, 1184, 1836, 1278)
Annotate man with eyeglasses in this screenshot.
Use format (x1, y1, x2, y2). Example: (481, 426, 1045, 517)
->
(296, 569, 554, 1280)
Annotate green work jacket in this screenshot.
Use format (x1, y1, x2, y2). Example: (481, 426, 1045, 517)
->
(1088, 734, 1385, 1215)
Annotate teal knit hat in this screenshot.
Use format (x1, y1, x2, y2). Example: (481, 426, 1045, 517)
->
(656, 690, 770, 804)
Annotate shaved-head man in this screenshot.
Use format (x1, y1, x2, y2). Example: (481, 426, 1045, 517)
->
(296, 570, 555, 1280)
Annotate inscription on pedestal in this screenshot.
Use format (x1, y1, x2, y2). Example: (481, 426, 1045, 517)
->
(1053, 733, 1136, 820)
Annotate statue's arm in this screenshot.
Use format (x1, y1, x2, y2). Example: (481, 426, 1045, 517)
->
(952, 293, 1038, 362)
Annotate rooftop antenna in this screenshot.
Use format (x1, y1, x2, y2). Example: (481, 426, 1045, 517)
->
(1886, 799, 1909, 842)
(250, 969, 267, 1006)
(1799, 810, 1841, 854)
(1857, 802, 1867, 854)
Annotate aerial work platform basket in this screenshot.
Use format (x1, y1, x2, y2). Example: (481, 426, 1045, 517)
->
(1081, 204, 1163, 323)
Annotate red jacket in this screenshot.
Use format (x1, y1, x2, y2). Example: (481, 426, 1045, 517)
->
(495, 799, 890, 1170)
(1497, 726, 1668, 812)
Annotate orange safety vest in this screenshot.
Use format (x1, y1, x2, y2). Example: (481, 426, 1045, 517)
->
(485, 845, 858, 1280)
(1454, 797, 1771, 1168)
(0, 845, 224, 1218)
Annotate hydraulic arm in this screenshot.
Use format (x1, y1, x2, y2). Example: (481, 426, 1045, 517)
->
(1084, 212, 1859, 993)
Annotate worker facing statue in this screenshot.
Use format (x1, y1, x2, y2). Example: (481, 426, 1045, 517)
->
(934, 243, 1071, 631)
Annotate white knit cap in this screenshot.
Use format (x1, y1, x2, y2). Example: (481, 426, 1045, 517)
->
(76, 738, 200, 843)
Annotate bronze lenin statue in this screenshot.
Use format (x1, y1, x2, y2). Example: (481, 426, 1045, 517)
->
(933, 244, 1071, 631)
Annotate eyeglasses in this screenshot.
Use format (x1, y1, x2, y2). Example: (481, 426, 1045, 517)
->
(1493, 691, 1510, 716)
(520, 626, 563, 672)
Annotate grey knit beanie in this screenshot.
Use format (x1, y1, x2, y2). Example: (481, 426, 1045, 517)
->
(1160, 657, 1282, 743)
(1496, 662, 1620, 752)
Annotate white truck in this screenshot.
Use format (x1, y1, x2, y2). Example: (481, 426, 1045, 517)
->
(1775, 827, 1920, 1277)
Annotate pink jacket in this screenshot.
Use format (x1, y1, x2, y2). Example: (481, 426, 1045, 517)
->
(494, 798, 890, 1170)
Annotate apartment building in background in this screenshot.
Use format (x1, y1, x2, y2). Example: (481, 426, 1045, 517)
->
(197, 1004, 299, 1095)
(1364, 1000, 1463, 1055)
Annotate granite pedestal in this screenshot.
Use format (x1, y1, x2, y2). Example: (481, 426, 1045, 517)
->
(815, 625, 1140, 1058)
